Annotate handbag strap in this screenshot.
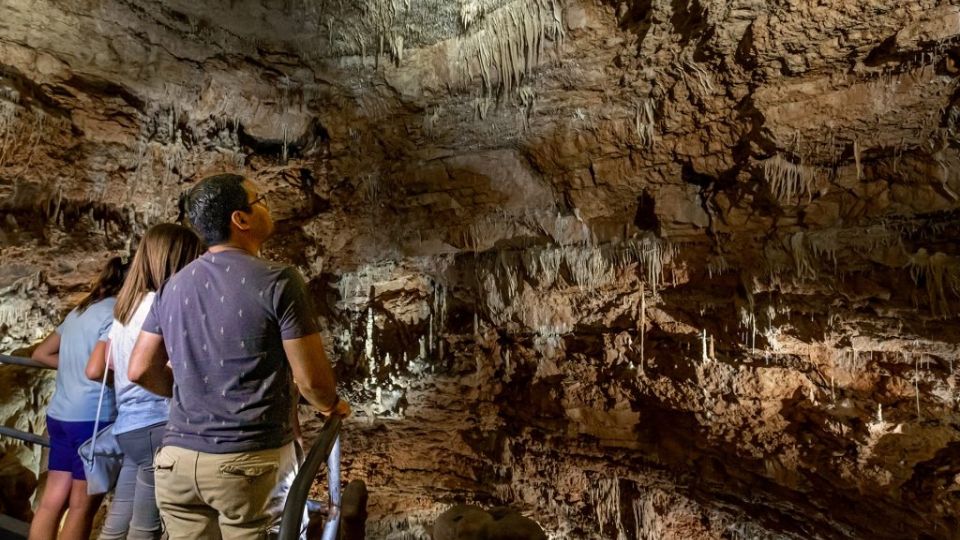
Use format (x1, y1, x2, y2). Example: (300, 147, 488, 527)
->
(87, 343, 111, 463)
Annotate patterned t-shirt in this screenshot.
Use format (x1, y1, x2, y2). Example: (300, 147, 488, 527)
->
(142, 249, 319, 453)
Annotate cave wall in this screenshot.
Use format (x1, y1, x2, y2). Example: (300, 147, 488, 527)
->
(2, 0, 960, 537)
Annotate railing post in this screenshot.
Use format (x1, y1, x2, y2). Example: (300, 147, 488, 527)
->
(320, 436, 341, 540)
(0, 355, 54, 447)
(277, 415, 342, 540)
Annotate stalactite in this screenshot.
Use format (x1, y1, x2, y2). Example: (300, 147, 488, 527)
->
(0, 102, 51, 174)
(503, 349, 515, 385)
(459, 0, 485, 31)
(594, 476, 627, 540)
(516, 85, 536, 131)
(790, 232, 818, 281)
(915, 353, 922, 418)
(854, 138, 863, 180)
(496, 251, 520, 299)
(0, 99, 19, 168)
(633, 495, 665, 540)
(634, 98, 656, 147)
(388, 33, 404, 64)
(906, 248, 960, 318)
(563, 245, 611, 290)
(457, 0, 565, 98)
(707, 253, 729, 279)
(762, 153, 817, 204)
(622, 233, 670, 293)
(638, 282, 645, 374)
(680, 52, 715, 95)
(537, 247, 562, 287)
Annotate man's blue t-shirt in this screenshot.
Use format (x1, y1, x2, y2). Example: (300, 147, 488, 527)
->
(143, 250, 319, 454)
(47, 297, 117, 422)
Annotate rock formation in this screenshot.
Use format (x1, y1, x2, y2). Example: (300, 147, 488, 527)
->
(433, 504, 546, 539)
(1, 0, 960, 537)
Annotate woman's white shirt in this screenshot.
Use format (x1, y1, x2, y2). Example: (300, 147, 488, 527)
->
(108, 292, 169, 434)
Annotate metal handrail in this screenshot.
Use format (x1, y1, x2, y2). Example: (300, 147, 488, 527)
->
(1, 352, 351, 535)
(0, 354, 54, 447)
(278, 415, 343, 540)
(0, 426, 49, 447)
(0, 354, 55, 370)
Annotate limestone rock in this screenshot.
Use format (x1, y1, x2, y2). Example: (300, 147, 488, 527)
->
(1, 0, 960, 537)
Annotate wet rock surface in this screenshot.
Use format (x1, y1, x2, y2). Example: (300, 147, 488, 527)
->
(1, 0, 960, 537)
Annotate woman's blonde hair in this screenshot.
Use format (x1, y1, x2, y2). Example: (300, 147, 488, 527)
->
(114, 223, 203, 325)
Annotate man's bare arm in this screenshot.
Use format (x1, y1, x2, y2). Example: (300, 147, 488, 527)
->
(283, 333, 351, 417)
(128, 331, 173, 398)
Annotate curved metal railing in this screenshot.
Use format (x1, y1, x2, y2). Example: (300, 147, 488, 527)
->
(0, 354, 55, 370)
(0, 354, 53, 447)
(2, 352, 348, 537)
(277, 414, 343, 540)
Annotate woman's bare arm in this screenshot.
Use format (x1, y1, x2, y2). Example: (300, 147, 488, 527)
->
(85, 340, 109, 381)
(31, 332, 61, 369)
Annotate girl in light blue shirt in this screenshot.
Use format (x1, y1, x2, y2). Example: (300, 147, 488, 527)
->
(30, 256, 127, 540)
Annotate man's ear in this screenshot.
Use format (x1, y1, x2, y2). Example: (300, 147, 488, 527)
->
(231, 209, 252, 231)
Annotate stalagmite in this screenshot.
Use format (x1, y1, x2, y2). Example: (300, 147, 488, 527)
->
(365, 307, 375, 360)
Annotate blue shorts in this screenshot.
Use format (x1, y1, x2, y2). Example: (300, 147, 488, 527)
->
(47, 416, 113, 480)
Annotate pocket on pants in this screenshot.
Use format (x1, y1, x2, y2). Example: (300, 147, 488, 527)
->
(153, 447, 176, 475)
(218, 459, 278, 479)
(213, 452, 282, 529)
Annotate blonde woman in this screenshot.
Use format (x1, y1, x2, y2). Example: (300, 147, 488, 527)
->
(86, 223, 203, 540)
(29, 256, 128, 540)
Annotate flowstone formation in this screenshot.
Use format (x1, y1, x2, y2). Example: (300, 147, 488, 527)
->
(2, 0, 960, 537)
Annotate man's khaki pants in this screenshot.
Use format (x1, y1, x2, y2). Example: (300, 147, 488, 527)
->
(154, 442, 299, 540)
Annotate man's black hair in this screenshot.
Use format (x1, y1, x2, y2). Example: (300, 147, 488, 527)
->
(186, 173, 250, 245)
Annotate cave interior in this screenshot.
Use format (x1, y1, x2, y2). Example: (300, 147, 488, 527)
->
(2, 0, 960, 538)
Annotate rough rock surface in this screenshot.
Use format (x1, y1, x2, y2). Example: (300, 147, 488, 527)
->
(433, 504, 547, 539)
(1, 0, 960, 538)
